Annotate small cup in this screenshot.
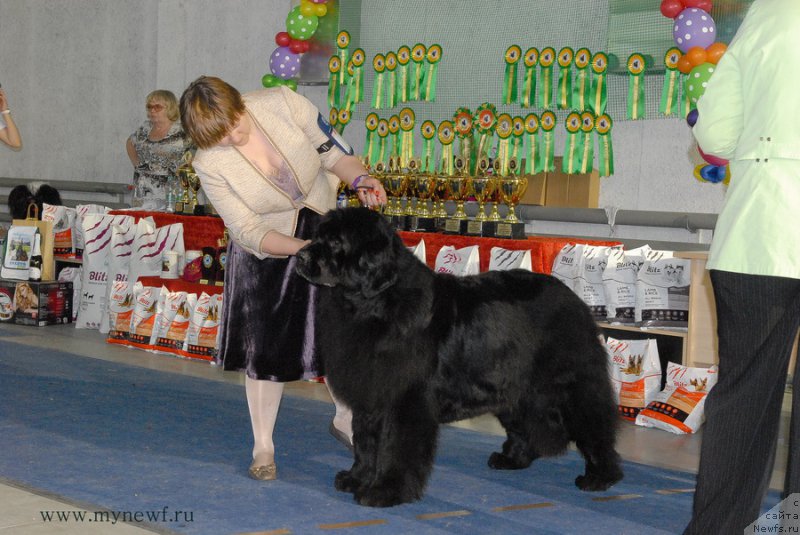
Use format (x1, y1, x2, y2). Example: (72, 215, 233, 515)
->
(161, 250, 182, 279)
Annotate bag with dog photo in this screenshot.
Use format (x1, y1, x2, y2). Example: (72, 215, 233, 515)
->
(3, 203, 54, 281)
(1, 225, 38, 281)
(606, 337, 662, 421)
(635, 250, 691, 328)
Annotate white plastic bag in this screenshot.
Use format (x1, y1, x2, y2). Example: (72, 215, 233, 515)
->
(551, 243, 584, 292)
(602, 245, 652, 324)
(488, 247, 532, 271)
(635, 250, 691, 328)
(434, 245, 480, 276)
(408, 239, 426, 264)
(636, 363, 718, 434)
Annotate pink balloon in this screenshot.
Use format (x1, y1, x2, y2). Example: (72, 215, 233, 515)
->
(661, 0, 684, 19)
(698, 146, 728, 166)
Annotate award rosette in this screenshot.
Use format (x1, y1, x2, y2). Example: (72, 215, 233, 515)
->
(590, 51, 609, 115)
(660, 47, 682, 117)
(437, 120, 456, 176)
(327, 55, 342, 108)
(522, 47, 539, 108)
(503, 45, 522, 105)
(579, 111, 596, 174)
(347, 48, 366, 105)
(557, 47, 574, 110)
(563, 111, 583, 174)
(411, 43, 426, 101)
(540, 110, 557, 172)
(423, 44, 442, 102)
(371, 53, 387, 109)
(595, 113, 614, 177)
(399, 108, 415, 168)
(336, 108, 351, 135)
(364, 113, 380, 167)
(474, 102, 497, 161)
(385, 51, 398, 109)
(420, 120, 437, 173)
(336, 30, 351, 87)
(377, 118, 390, 164)
(396, 45, 412, 103)
(511, 116, 525, 165)
(573, 48, 591, 111)
(524, 113, 542, 175)
(627, 52, 647, 120)
(495, 113, 514, 176)
(388, 115, 401, 160)
(538, 47, 556, 109)
(453, 107, 474, 174)
(328, 107, 339, 134)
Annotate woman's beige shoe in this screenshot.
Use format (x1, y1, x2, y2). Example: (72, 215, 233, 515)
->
(248, 462, 277, 481)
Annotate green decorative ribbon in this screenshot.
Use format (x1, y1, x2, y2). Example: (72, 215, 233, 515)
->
(335, 108, 351, 135)
(572, 48, 591, 111)
(474, 102, 497, 160)
(522, 48, 539, 108)
(396, 46, 411, 104)
(495, 114, 513, 175)
(438, 120, 455, 175)
(399, 108, 415, 168)
(579, 112, 595, 174)
(388, 115, 400, 160)
(423, 44, 442, 102)
(538, 47, 555, 109)
(595, 113, 614, 177)
(511, 117, 525, 164)
(503, 45, 522, 105)
(377, 118, 389, 164)
(328, 107, 338, 135)
(327, 56, 342, 108)
(346, 49, 366, 105)
(540, 110, 556, 172)
(680, 72, 691, 118)
(524, 113, 542, 175)
(562, 112, 582, 173)
(421, 120, 436, 173)
(386, 52, 398, 109)
(411, 44, 426, 101)
(557, 47, 574, 110)
(627, 53, 646, 120)
(336, 31, 351, 87)
(453, 107, 474, 173)
(364, 113, 380, 167)
(660, 48, 682, 117)
(590, 52, 608, 115)
(371, 54, 386, 109)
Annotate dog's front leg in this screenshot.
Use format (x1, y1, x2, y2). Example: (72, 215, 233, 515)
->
(334, 410, 380, 495)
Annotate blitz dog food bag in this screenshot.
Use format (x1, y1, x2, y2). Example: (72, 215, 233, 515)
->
(574, 245, 620, 321)
(152, 288, 196, 356)
(606, 337, 662, 421)
(127, 281, 160, 350)
(636, 362, 718, 434)
(42, 204, 77, 258)
(408, 239, 427, 265)
(635, 250, 691, 328)
(183, 291, 223, 361)
(602, 245, 652, 324)
(551, 243, 584, 292)
(434, 245, 479, 276)
(73, 204, 111, 260)
(488, 247, 533, 271)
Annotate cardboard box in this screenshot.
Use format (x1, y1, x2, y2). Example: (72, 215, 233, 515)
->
(544, 157, 600, 208)
(518, 171, 547, 205)
(0, 279, 73, 326)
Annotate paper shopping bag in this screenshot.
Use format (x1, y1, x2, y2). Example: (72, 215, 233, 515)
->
(10, 203, 55, 280)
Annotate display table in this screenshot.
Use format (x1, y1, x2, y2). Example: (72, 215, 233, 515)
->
(136, 276, 223, 296)
(109, 210, 226, 251)
(398, 231, 621, 274)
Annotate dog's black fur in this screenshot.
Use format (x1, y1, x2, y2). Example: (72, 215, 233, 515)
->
(296, 207, 623, 507)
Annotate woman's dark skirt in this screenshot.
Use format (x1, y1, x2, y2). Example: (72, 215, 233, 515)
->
(217, 208, 322, 381)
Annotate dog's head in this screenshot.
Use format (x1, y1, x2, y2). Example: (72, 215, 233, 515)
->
(296, 207, 401, 297)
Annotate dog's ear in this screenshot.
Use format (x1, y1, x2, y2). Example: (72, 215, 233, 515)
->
(353, 240, 399, 298)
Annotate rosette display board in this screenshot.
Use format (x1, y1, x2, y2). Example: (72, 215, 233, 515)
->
(370, 43, 443, 109)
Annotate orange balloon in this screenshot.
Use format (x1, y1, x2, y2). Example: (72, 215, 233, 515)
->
(706, 42, 728, 64)
(677, 55, 693, 75)
(685, 46, 708, 68)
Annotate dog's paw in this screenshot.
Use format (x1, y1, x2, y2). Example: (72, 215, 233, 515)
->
(488, 452, 531, 470)
(355, 483, 420, 508)
(574, 472, 622, 492)
(334, 470, 360, 493)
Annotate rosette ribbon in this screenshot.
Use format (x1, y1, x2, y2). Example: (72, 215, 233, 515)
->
(327, 56, 342, 108)
(420, 120, 437, 173)
(423, 45, 442, 102)
(627, 53, 647, 120)
(388, 115, 401, 160)
(377, 119, 390, 165)
(524, 113, 542, 175)
(562, 112, 582, 174)
(572, 48, 591, 111)
(385, 52, 398, 109)
(336, 108, 351, 135)
(399, 108, 415, 168)
(590, 52, 608, 115)
(345, 49, 366, 106)
(410, 44, 426, 101)
(660, 48, 682, 117)
(557, 47, 574, 110)
(438, 120, 456, 176)
(579, 112, 595, 174)
(538, 47, 556, 109)
(396, 46, 411, 103)
(521, 48, 539, 108)
(540, 111, 556, 172)
(511, 117, 525, 165)
(336, 31, 351, 87)
(364, 113, 380, 167)
(474, 102, 497, 161)
(595, 113, 614, 177)
(503, 45, 522, 105)
(495, 114, 514, 176)
(453, 107, 474, 173)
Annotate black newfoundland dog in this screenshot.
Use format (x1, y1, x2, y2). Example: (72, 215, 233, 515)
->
(296, 207, 623, 507)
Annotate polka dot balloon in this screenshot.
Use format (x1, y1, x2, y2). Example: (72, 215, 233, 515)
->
(286, 6, 319, 41)
(269, 46, 302, 80)
(684, 62, 716, 105)
(673, 8, 717, 52)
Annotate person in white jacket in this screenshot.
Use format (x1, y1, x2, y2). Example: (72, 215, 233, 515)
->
(0, 87, 22, 150)
(688, 0, 800, 532)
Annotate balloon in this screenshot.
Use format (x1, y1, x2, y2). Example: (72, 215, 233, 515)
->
(698, 145, 729, 166)
(685, 62, 716, 104)
(673, 8, 717, 52)
(261, 74, 281, 88)
(677, 55, 694, 74)
(686, 108, 699, 127)
(660, 0, 685, 18)
(300, 2, 315, 16)
(684, 0, 711, 8)
(706, 42, 728, 64)
(269, 46, 302, 80)
(685, 46, 708, 68)
(313, 3, 327, 16)
(309, 0, 328, 3)
(286, 6, 319, 41)
(284, 79, 298, 91)
(275, 31, 291, 47)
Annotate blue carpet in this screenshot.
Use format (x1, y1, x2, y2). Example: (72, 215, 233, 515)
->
(0, 338, 779, 534)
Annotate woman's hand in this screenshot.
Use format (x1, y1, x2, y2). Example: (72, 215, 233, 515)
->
(0, 89, 8, 111)
(354, 175, 387, 208)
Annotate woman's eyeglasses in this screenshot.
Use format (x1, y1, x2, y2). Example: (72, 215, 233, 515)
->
(146, 103, 165, 112)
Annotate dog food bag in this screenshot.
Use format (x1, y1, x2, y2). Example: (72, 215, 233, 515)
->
(408, 239, 427, 265)
(551, 243, 584, 292)
(183, 292, 222, 361)
(74, 204, 111, 260)
(106, 280, 135, 345)
(42, 204, 77, 258)
(127, 281, 160, 350)
(635, 250, 691, 328)
(128, 222, 185, 285)
(606, 337, 662, 421)
(602, 245, 652, 324)
(489, 247, 533, 271)
(434, 245, 479, 276)
(57, 266, 82, 321)
(636, 362, 718, 434)
(574, 245, 620, 320)
(1, 226, 37, 281)
(75, 214, 136, 329)
(100, 221, 139, 333)
(153, 289, 196, 356)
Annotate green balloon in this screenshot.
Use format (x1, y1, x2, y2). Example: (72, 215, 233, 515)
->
(261, 74, 280, 88)
(685, 63, 716, 105)
(284, 79, 298, 91)
(286, 6, 319, 41)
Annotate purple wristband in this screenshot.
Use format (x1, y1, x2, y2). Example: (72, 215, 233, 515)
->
(351, 174, 369, 190)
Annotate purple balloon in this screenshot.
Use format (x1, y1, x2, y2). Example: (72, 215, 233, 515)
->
(686, 108, 699, 127)
(269, 46, 302, 80)
(673, 8, 716, 53)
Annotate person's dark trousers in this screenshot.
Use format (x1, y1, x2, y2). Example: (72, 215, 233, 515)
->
(684, 270, 800, 534)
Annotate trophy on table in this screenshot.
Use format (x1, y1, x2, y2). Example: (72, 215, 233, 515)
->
(175, 162, 194, 215)
(431, 171, 449, 229)
(443, 156, 471, 234)
(188, 172, 203, 215)
(382, 158, 410, 230)
(409, 158, 437, 232)
(465, 156, 497, 237)
(495, 157, 529, 239)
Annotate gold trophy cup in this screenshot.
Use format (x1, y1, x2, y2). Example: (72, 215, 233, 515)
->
(444, 156, 471, 234)
(382, 158, 410, 229)
(465, 156, 497, 237)
(411, 166, 437, 232)
(496, 159, 528, 239)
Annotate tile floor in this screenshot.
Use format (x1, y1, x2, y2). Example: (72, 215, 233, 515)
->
(0, 322, 791, 534)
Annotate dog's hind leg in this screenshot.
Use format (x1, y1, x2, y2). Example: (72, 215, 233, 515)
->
(569, 389, 624, 491)
(488, 411, 542, 470)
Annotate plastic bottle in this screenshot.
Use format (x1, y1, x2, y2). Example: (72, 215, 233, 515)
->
(29, 233, 42, 282)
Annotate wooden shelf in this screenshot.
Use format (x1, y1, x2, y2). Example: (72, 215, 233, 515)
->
(597, 322, 687, 339)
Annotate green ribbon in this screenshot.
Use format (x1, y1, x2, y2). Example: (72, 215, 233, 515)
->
(399, 109, 415, 168)
(371, 54, 386, 109)
(389, 117, 400, 159)
(590, 52, 608, 115)
(562, 112, 581, 174)
(377, 119, 389, 164)
(524, 113, 541, 174)
(557, 47, 574, 110)
(411, 44, 426, 101)
(328, 56, 341, 108)
(595, 113, 614, 177)
(397, 63, 410, 103)
(336, 31, 350, 87)
(503, 45, 521, 105)
(579, 112, 595, 174)
(538, 48, 555, 109)
(660, 48, 682, 117)
(422, 45, 442, 102)
(626, 53, 646, 120)
(540, 111, 556, 172)
(571, 48, 591, 111)
(365, 114, 379, 167)
(441, 143, 454, 175)
(386, 53, 397, 109)
(521, 48, 538, 108)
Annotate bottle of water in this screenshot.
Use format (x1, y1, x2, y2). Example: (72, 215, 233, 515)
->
(165, 175, 177, 213)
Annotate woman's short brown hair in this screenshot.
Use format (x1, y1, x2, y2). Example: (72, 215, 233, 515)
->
(180, 76, 246, 149)
(146, 90, 180, 122)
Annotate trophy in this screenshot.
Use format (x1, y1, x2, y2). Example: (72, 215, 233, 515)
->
(382, 158, 410, 229)
(410, 161, 437, 232)
(465, 156, 497, 237)
(431, 172, 449, 229)
(443, 156, 471, 234)
(175, 163, 193, 214)
(496, 158, 528, 239)
(403, 158, 419, 220)
(486, 158, 504, 224)
(188, 172, 203, 215)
